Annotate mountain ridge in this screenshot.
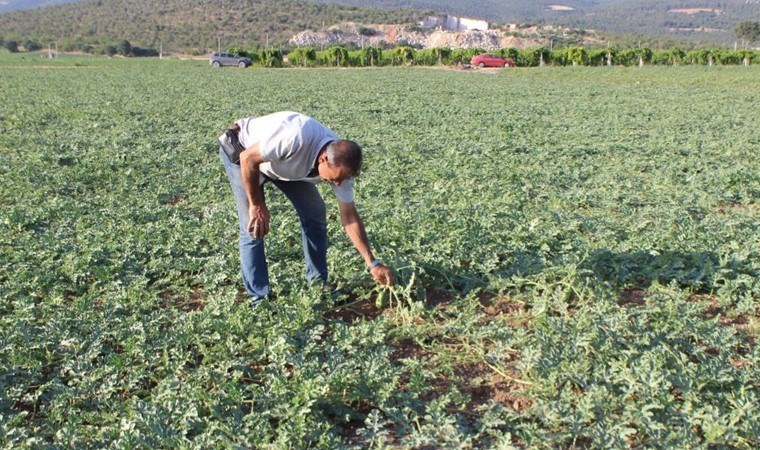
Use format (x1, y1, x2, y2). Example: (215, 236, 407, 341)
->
(1, 0, 758, 51)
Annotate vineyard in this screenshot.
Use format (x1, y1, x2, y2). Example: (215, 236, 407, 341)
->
(0, 54, 758, 448)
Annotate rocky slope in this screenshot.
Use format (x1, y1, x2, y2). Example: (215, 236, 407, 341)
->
(290, 23, 598, 50)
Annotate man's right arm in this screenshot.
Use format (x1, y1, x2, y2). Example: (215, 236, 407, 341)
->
(239, 143, 270, 238)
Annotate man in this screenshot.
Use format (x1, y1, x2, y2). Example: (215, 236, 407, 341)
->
(220, 111, 394, 306)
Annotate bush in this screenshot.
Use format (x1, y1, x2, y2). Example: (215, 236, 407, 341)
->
(519, 47, 549, 67)
(131, 47, 159, 57)
(227, 46, 252, 58)
(23, 40, 42, 52)
(412, 47, 452, 66)
(288, 46, 316, 67)
(449, 48, 482, 65)
(117, 40, 132, 56)
(587, 49, 607, 66)
(566, 47, 588, 66)
(319, 46, 349, 66)
(497, 47, 520, 61)
(4, 40, 19, 53)
(388, 46, 415, 65)
(259, 49, 283, 68)
(359, 46, 382, 66)
(358, 26, 377, 37)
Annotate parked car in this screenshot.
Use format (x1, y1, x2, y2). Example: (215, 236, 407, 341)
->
(470, 53, 515, 68)
(209, 52, 252, 68)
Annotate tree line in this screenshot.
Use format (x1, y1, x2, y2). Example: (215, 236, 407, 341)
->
(228, 45, 759, 68)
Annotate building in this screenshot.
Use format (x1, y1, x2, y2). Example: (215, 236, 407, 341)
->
(420, 15, 489, 32)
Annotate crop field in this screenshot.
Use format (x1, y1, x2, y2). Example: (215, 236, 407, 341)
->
(1, 54, 758, 448)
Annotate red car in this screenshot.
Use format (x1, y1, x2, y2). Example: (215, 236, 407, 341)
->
(470, 53, 515, 68)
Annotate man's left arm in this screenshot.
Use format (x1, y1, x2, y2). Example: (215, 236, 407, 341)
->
(338, 200, 394, 286)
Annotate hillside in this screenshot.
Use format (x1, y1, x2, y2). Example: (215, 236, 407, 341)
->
(2, 0, 758, 52)
(310, 0, 760, 44)
(0, 0, 78, 14)
(0, 0, 423, 54)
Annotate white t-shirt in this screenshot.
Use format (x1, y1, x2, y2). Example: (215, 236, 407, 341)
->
(236, 111, 354, 203)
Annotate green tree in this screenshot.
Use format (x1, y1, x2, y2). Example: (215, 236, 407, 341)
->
(105, 45, 118, 56)
(636, 47, 653, 67)
(413, 48, 450, 66)
(24, 40, 42, 52)
(450, 48, 482, 65)
(431, 47, 451, 65)
(605, 47, 618, 66)
(389, 46, 414, 66)
(288, 46, 316, 67)
(4, 40, 19, 53)
(686, 49, 716, 66)
(326, 46, 348, 67)
(587, 49, 607, 66)
(669, 48, 685, 66)
(519, 47, 549, 67)
(117, 39, 131, 56)
(498, 47, 520, 62)
(734, 21, 760, 49)
(259, 49, 283, 67)
(360, 46, 382, 66)
(566, 47, 588, 66)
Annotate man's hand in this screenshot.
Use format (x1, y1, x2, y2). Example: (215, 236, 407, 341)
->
(370, 264, 394, 286)
(248, 204, 270, 239)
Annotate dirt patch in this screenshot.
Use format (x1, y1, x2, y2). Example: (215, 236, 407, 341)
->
(479, 292, 525, 317)
(390, 338, 431, 363)
(457, 362, 531, 412)
(390, 336, 531, 413)
(162, 195, 182, 205)
(425, 288, 455, 310)
(159, 285, 205, 312)
(619, 289, 647, 307)
(325, 296, 384, 323)
(717, 203, 758, 214)
(418, 361, 531, 413)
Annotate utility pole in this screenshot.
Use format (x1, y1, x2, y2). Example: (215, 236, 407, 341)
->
(159, 42, 163, 59)
(217, 36, 221, 53)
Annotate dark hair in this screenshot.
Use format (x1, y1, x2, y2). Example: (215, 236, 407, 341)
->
(326, 140, 363, 176)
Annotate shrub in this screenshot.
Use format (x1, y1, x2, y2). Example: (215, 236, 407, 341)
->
(519, 47, 549, 67)
(359, 46, 382, 66)
(117, 40, 132, 56)
(259, 49, 283, 67)
(4, 40, 19, 53)
(23, 40, 42, 52)
(389, 46, 415, 65)
(288, 46, 316, 67)
(449, 48, 482, 65)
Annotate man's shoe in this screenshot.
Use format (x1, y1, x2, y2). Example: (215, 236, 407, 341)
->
(249, 296, 266, 308)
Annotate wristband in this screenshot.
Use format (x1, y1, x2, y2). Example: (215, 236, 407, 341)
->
(367, 259, 382, 271)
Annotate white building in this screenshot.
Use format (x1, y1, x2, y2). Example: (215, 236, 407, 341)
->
(420, 15, 489, 32)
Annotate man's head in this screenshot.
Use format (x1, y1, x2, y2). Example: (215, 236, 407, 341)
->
(317, 139, 362, 186)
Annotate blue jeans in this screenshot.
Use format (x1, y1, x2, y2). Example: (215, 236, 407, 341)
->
(220, 149, 328, 299)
